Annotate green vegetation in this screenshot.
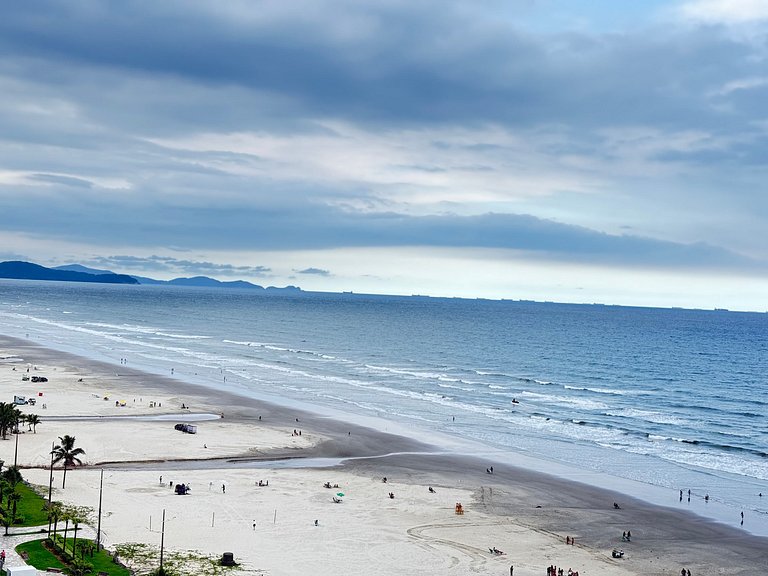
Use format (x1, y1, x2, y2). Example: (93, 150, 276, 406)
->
(114, 542, 249, 576)
(16, 538, 132, 576)
(1, 466, 25, 532)
(12, 481, 49, 526)
(15, 538, 67, 572)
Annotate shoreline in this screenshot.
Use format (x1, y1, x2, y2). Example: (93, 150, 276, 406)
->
(6, 312, 767, 538)
(1, 334, 767, 574)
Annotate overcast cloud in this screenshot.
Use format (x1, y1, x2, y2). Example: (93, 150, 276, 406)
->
(1, 0, 767, 308)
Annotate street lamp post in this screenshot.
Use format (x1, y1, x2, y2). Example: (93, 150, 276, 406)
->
(96, 469, 104, 551)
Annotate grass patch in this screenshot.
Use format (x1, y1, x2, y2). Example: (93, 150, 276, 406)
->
(16, 538, 132, 576)
(14, 539, 67, 573)
(13, 482, 51, 526)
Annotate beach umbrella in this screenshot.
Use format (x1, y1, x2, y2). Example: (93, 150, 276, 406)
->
(336, 492, 345, 497)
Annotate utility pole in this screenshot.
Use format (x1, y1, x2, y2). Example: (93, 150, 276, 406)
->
(13, 431, 19, 468)
(96, 469, 104, 551)
(159, 509, 166, 573)
(47, 441, 55, 506)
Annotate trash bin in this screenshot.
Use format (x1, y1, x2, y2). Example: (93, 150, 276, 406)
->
(221, 552, 235, 566)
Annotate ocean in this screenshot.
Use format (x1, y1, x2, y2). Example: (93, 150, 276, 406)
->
(1, 279, 766, 535)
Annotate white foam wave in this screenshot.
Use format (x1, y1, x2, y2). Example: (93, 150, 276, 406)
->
(606, 408, 689, 426)
(564, 384, 627, 395)
(438, 383, 475, 392)
(86, 322, 209, 340)
(520, 391, 609, 410)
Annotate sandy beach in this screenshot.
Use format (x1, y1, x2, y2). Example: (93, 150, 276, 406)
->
(1, 334, 766, 576)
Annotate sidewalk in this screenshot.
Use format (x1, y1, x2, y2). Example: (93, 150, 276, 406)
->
(0, 523, 97, 575)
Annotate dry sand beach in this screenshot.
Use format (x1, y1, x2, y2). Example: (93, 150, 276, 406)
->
(0, 335, 766, 575)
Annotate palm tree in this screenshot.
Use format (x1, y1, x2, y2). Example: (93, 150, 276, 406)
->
(70, 511, 84, 559)
(51, 436, 86, 489)
(69, 557, 93, 576)
(2, 466, 22, 491)
(26, 414, 41, 433)
(62, 510, 70, 553)
(7, 490, 21, 521)
(0, 477, 9, 506)
(1, 507, 11, 536)
(48, 501, 62, 541)
(11, 410, 22, 434)
(0, 403, 21, 440)
(2, 491, 20, 535)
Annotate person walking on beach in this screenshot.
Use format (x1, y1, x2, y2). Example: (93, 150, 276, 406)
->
(222, 483, 226, 493)
(510, 565, 513, 575)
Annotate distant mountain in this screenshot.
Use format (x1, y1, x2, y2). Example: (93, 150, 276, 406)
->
(167, 276, 263, 289)
(54, 264, 117, 275)
(129, 275, 166, 285)
(0, 261, 138, 284)
(48, 262, 302, 292)
(162, 276, 301, 292)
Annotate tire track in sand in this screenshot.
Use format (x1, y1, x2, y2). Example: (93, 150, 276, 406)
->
(407, 521, 507, 572)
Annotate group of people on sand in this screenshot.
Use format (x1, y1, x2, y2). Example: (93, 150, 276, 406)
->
(621, 530, 631, 541)
(681, 569, 692, 576)
(174, 482, 191, 495)
(565, 536, 575, 545)
(547, 566, 578, 576)
(256, 479, 269, 487)
(323, 482, 339, 489)
(488, 546, 504, 555)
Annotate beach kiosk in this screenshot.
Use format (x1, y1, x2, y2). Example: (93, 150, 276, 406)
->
(6, 566, 38, 576)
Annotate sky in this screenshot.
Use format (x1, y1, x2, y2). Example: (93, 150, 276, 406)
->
(1, 0, 767, 311)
